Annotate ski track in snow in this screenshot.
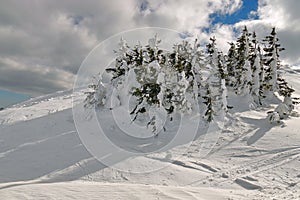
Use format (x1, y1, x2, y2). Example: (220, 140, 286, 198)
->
(0, 130, 76, 159)
(189, 146, 300, 187)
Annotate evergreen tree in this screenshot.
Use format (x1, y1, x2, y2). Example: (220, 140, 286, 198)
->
(225, 42, 238, 86)
(262, 27, 285, 96)
(203, 37, 227, 121)
(261, 27, 298, 121)
(105, 36, 206, 133)
(277, 77, 294, 98)
(217, 51, 228, 112)
(109, 38, 131, 81)
(203, 85, 214, 122)
(258, 46, 266, 100)
(249, 31, 263, 106)
(234, 26, 253, 95)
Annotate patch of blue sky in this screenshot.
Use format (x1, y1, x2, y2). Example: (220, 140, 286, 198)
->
(210, 0, 259, 25)
(69, 15, 84, 26)
(140, 0, 149, 12)
(0, 90, 30, 108)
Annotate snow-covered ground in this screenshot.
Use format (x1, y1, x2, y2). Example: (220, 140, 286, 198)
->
(0, 181, 255, 200)
(0, 70, 299, 200)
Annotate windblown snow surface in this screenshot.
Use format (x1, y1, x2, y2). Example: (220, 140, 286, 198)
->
(0, 70, 299, 200)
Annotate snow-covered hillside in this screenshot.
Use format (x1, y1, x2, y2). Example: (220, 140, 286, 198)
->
(0, 70, 299, 200)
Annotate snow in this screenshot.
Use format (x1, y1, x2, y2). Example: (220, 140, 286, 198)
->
(0, 71, 300, 199)
(267, 111, 280, 123)
(0, 89, 84, 125)
(0, 181, 252, 200)
(274, 103, 290, 119)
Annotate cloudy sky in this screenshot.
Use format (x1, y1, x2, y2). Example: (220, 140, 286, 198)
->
(0, 0, 300, 107)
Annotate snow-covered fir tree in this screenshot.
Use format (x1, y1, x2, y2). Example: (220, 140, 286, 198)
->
(262, 27, 284, 96)
(203, 37, 227, 122)
(225, 42, 238, 87)
(234, 26, 253, 96)
(261, 27, 298, 120)
(249, 31, 263, 106)
(217, 49, 228, 113)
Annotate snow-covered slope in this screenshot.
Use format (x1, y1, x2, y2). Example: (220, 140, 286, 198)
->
(0, 89, 84, 125)
(0, 181, 255, 200)
(0, 71, 299, 200)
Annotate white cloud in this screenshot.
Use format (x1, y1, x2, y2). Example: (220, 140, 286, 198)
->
(210, 24, 237, 52)
(258, 0, 300, 64)
(134, 0, 242, 34)
(233, 0, 300, 65)
(258, 0, 300, 31)
(0, 0, 138, 96)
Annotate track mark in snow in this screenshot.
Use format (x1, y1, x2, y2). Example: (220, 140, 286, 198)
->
(189, 147, 300, 188)
(235, 178, 262, 190)
(0, 130, 76, 158)
(39, 157, 98, 183)
(190, 162, 218, 173)
(243, 176, 258, 182)
(206, 120, 254, 157)
(100, 153, 113, 160)
(146, 157, 213, 174)
(171, 160, 203, 171)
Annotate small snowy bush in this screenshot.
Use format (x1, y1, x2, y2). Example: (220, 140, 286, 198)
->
(274, 103, 290, 119)
(267, 111, 280, 124)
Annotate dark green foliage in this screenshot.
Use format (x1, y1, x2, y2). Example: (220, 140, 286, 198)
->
(203, 37, 227, 122)
(217, 52, 227, 80)
(226, 42, 237, 77)
(132, 83, 161, 105)
(236, 26, 251, 66)
(277, 76, 294, 97)
(262, 27, 286, 94)
(202, 86, 213, 122)
(231, 26, 253, 94)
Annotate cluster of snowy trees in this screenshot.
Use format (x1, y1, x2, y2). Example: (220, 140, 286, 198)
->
(85, 26, 298, 133)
